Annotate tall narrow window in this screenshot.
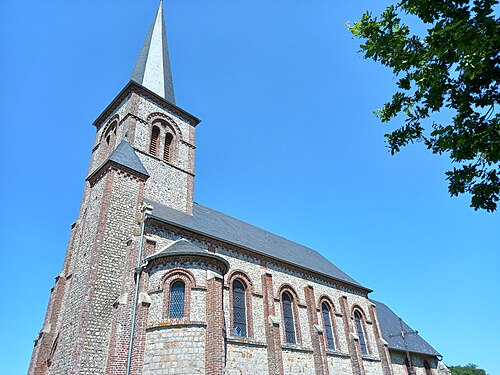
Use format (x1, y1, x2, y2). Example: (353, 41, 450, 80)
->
(322, 302, 335, 350)
(163, 132, 173, 162)
(169, 280, 185, 318)
(232, 280, 247, 337)
(354, 310, 368, 355)
(282, 292, 296, 344)
(150, 125, 160, 156)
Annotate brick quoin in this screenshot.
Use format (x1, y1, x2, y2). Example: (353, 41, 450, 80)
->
(340, 296, 366, 375)
(304, 285, 328, 375)
(369, 303, 394, 375)
(262, 273, 284, 375)
(205, 275, 224, 375)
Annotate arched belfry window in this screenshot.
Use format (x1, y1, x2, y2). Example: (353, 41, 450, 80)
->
(232, 280, 247, 337)
(163, 132, 174, 163)
(103, 121, 117, 150)
(169, 280, 185, 318)
(282, 292, 296, 344)
(354, 310, 368, 355)
(322, 302, 335, 350)
(150, 125, 160, 156)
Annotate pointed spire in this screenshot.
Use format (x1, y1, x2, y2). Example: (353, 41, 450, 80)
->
(131, 0, 175, 103)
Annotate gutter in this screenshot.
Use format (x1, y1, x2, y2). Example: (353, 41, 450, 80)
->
(125, 204, 153, 375)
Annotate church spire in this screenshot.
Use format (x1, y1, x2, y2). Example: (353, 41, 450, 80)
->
(131, 0, 175, 103)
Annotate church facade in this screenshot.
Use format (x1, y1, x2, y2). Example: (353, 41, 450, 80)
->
(28, 3, 448, 375)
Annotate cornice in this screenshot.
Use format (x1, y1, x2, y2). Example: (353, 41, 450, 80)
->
(93, 81, 201, 128)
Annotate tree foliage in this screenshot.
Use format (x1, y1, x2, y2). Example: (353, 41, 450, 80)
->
(349, 0, 500, 211)
(449, 363, 487, 375)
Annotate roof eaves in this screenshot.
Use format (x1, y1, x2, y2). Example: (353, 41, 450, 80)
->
(147, 212, 372, 294)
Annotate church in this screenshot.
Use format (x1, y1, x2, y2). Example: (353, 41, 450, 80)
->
(28, 2, 449, 375)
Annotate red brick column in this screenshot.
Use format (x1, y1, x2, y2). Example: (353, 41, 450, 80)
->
(339, 296, 365, 375)
(205, 272, 225, 375)
(369, 304, 393, 375)
(304, 285, 328, 375)
(262, 273, 284, 375)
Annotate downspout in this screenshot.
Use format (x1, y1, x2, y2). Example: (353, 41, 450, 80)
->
(126, 204, 153, 375)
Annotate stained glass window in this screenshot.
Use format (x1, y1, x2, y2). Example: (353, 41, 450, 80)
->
(232, 280, 247, 337)
(322, 302, 335, 350)
(354, 310, 368, 355)
(169, 280, 185, 318)
(282, 292, 296, 344)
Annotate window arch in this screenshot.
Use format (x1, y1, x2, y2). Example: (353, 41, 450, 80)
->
(232, 279, 247, 337)
(150, 125, 160, 156)
(163, 132, 174, 163)
(169, 280, 185, 318)
(321, 302, 336, 350)
(282, 292, 296, 344)
(354, 310, 368, 355)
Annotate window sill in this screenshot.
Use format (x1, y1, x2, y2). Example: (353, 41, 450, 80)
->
(326, 350, 351, 358)
(282, 344, 313, 354)
(226, 337, 267, 348)
(147, 320, 206, 331)
(361, 355, 381, 362)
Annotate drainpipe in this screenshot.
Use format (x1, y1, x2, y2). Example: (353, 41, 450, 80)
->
(126, 204, 153, 375)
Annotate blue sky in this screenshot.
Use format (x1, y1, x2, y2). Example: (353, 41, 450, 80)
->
(1, 1, 498, 374)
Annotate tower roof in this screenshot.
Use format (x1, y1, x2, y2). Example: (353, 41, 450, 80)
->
(131, 0, 175, 103)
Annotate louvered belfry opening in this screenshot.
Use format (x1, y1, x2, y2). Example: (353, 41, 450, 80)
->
(150, 125, 160, 156)
(282, 292, 296, 344)
(232, 280, 247, 337)
(169, 280, 185, 318)
(163, 132, 174, 162)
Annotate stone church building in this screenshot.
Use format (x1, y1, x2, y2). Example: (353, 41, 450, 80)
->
(29, 2, 449, 375)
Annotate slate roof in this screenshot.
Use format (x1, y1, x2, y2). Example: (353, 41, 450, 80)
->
(146, 238, 230, 271)
(131, 0, 175, 103)
(107, 140, 149, 176)
(373, 300, 441, 357)
(144, 198, 368, 291)
(87, 140, 149, 181)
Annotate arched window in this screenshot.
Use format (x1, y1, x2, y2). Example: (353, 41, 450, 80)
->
(232, 279, 247, 337)
(282, 292, 296, 344)
(424, 360, 432, 375)
(163, 132, 174, 162)
(150, 125, 160, 156)
(322, 302, 335, 350)
(354, 310, 368, 355)
(169, 280, 185, 318)
(103, 121, 117, 150)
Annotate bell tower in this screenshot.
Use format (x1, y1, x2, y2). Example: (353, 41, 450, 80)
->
(89, 0, 200, 215)
(28, 2, 200, 374)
